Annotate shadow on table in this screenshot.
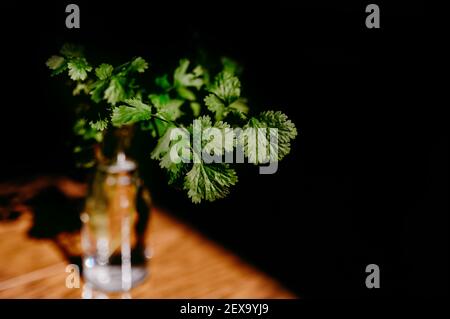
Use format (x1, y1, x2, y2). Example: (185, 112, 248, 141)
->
(0, 177, 85, 270)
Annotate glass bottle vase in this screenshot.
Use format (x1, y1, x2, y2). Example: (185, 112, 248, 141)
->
(81, 150, 151, 292)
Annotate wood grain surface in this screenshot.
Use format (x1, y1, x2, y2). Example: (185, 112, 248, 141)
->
(0, 177, 296, 299)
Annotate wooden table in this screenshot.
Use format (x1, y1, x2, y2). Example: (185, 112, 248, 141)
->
(0, 177, 295, 299)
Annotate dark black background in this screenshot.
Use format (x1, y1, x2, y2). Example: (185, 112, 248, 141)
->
(1, 1, 448, 298)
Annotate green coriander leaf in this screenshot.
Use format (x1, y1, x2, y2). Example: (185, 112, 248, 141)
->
(150, 127, 175, 161)
(151, 127, 191, 185)
(229, 98, 249, 114)
(242, 111, 297, 163)
(95, 63, 114, 80)
(104, 77, 126, 105)
(111, 98, 152, 126)
(193, 65, 204, 77)
(190, 115, 212, 132)
(157, 100, 184, 121)
(204, 94, 226, 120)
(205, 94, 248, 121)
(67, 57, 92, 81)
(184, 162, 238, 203)
(149, 94, 170, 109)
(150, 94, 184, 121)
(46, 55, 68, 76)
(124, 97, 152, 109)
(89, 119, 108, 131)
(202, 120, 234, 157)
(174, 59, 204, 90)
(209, 71, 241, 105)
(90, 80, 109, 103)
(129, 57, 149, 73)
(46, 55, 65, 70)
(73, 81, 92, 96)
(214, 121, 235, 154)
(73, 118, 103, 142)
(187, 116, 234, 157)
(151, 126, 190, 163)
(202, 116, 234, 156)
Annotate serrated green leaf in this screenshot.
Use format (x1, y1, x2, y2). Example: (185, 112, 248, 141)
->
(214, 121, 235, 154)
(204, 94, 226, 120)
(73, 81, 91, 96)
(150, 94, 183, 121)
(124, 97, 152, 109)
(104, 77, 126, 105)
(52, 65, 68, 77)
(90, 80, 108, 103)
(202, 121, 235, 157)
(95, 64, 114, 80)
(149, 94, 170, 109)
(191, 115, 212, 132)
(73, 118, 103, 142)
(184, 163, 238, 203)
(209, 71, 241, 105)
(205, 94, 248, 121)
(241, 111, 297, 164)
(89, 119, 108, 131)
(187, 116, 234, 158)
(111, 98, 152, 126)
(157, 100, 184, 121)
(229, 98, 249, 114)
(46, 55, 65, 70)
(67, 57, 92, 81)
(151, 127, 192, 186)
(130, 57, 149, 73)
(174, 59, 204, 90)
(150, 127, 175, 161)
(151, 127, 190, 161)
(193, 65, 204, 77)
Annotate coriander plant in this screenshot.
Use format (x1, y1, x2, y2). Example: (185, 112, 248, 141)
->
(46, 44, 297, 203)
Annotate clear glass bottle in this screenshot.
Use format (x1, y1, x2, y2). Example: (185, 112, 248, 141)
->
(81, 129, 151, 292)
